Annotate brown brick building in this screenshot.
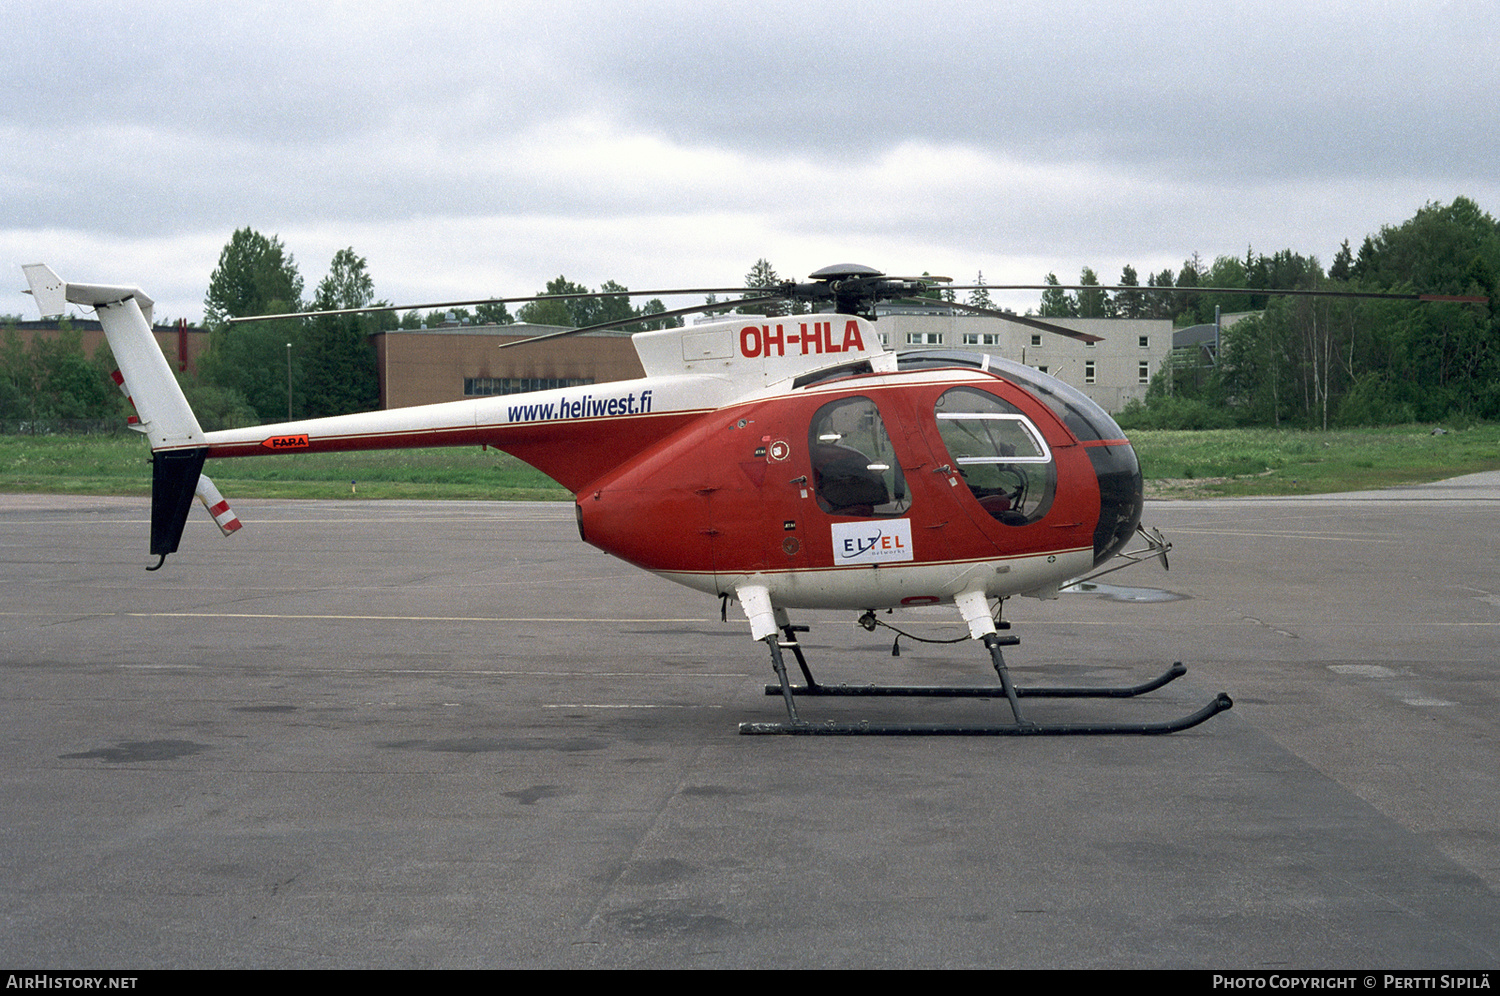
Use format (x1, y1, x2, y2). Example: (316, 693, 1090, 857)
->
(7, 319, 210, 375)
(372, 325, 646, 410)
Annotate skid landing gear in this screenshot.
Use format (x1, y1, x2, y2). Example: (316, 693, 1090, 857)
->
(740, 623, 1233, 736)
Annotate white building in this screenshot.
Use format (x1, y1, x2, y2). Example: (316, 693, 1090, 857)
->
(875, 313, 1171, 413)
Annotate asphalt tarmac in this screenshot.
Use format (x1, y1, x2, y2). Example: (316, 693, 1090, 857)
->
(2, 476, 1497, 969)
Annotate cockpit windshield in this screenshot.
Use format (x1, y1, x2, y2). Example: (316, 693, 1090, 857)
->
(896, 349, 1126, 442)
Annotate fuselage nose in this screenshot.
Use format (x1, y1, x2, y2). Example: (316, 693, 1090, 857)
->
(1086, 440, 1144, 568)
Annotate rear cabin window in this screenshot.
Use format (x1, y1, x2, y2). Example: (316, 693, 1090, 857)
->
(808, 397, 911, 517)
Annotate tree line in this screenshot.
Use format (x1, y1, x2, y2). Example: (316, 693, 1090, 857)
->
(194, 228, 698, 425)
(0, 231, 396, 429)
(0, 226, 707, 429)
(1111, 197, 1499, 429)
(5, 200, 1495, 430)
(0, 323, 120, 425)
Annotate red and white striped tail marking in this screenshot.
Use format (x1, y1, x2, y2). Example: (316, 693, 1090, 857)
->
(194, 474, 242, 536)
(111, 369, 142, 427)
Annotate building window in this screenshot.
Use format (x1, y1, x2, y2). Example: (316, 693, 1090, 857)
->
(1030, 334, 1042, 347)
(961, 333, 1001, 346)
(1138, 335, 1150, 348)
(906, 332, 943, 345)
(1035, 365, 1048, 375)
(464, 377, 593, 397)
(1138, 361, 1150, 384)
(1084, 360, 1095, 384)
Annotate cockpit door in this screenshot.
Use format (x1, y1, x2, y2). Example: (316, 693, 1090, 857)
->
(918, 384, 1078, 556)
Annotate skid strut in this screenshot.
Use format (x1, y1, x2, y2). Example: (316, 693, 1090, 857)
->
(740, 622, 1232, 736)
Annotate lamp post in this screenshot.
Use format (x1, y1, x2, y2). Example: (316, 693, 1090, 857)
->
(286, 342, 293, 421)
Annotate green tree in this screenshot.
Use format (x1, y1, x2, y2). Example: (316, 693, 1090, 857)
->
(2, 328, 121, 422)
(741, 259, 784, 316)
(0, 325, 29, 420)
(1075, 267, 1107, 318)
(1039, 273, 1074, 317)
(513, 277, 673, 331)
(1330, 240, 1354, 282)
(1115, 264, 1144, 318)
(204, 228, 304, 329)
(966, 271, 994, 311)
(1354, 197, 1500, 293)
(517, 276, 591, 327)
(1146, 268, 1176, 319)
(596, 280, 636, 327)
(475, 300, 514, 325)
(303, 248, 381, 418)
(635, 299, 681, 331)
(1122, 197, 1500, 427)
(1174, 254, 1205, 324)
(180, 379, 258, 431)
(1339, 198, 1500, 419)
(199, 321, 305, 422)
(199, 228, 306, 422)
(1194, 254, 1250, 325)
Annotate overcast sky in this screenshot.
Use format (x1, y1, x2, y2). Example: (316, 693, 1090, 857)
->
(4, 0, 1497, 324)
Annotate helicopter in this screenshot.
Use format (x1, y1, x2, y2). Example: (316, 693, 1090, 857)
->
(24, 261, 1240, 736)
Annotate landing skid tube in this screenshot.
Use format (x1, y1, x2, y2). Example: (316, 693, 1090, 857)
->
(740, 625, 1233, 736)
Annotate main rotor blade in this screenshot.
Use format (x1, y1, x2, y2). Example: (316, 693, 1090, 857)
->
(928, 299, 1105, 343)
(227, 285, 758, 324)
(495, 295, 788, 349)
(943, 284, 1489, 304)
(225, 277, 1489, 326)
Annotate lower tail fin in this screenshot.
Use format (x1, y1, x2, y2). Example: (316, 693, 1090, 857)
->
(148, 448, 207, 570)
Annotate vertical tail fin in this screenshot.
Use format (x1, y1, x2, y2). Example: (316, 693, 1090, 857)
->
(25, 264, 231, 565)
(23, 264, 205, 450)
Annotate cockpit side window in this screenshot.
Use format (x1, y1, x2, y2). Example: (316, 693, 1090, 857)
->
(808, 396, 911, 517)
(934, 386, 1056, 526)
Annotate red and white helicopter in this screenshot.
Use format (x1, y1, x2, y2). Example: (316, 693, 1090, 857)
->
(24, 262, 1231, 736)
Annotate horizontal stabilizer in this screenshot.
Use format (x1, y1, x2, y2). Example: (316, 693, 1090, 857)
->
(23, 263, 156, 325)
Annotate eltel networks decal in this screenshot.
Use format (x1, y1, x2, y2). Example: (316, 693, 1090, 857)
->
(831, 519, 915, 566)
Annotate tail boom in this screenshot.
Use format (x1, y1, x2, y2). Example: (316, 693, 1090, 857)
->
(200, 403, 707, 494)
